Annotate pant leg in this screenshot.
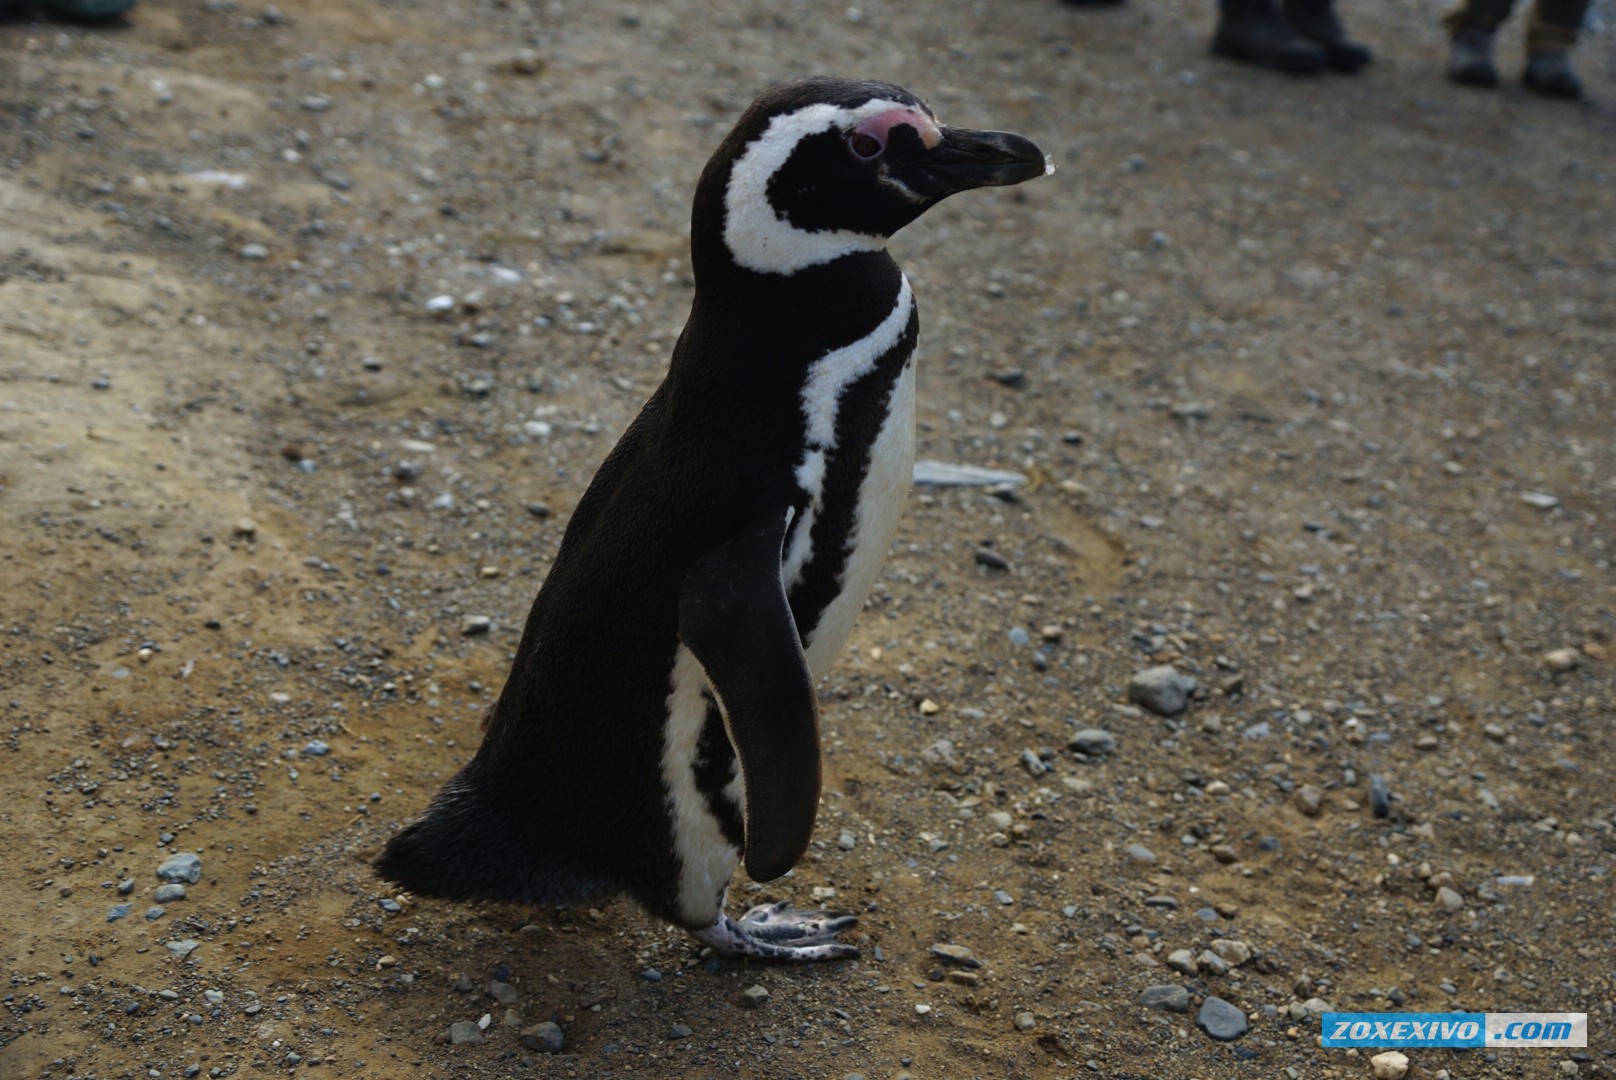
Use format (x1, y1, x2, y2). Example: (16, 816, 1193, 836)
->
(1525, 0, 1588, 50)
(1443, 0, 1518, 35)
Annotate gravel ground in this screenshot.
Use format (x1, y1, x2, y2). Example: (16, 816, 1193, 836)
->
(2, 1, 1613, 1078)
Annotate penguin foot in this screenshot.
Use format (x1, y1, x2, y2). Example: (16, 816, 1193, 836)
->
(694, 901, 859, 962)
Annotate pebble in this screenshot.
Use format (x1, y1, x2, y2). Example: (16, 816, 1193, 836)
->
(1124, 843, 1157, 863)
(239, 242, 268, 260)
(234, 516, 258, 539)
(1519, 491, 1559, 509)
(157, 853, 203, 884)
(1127, 666, 1197, 717)
(1196, 950, 1230, 976)
(973, 547, 1010, 570)
(166, 939, 200, 957)
(1165, 949, 1197, 975)
(1008, 626, 1031, 646)
(1144, 895, 1179, 911)
(302, 739, 330, 757)
(461, 615, 492, 636)
(1435, 886, 1464, 914)
(1069, 728, 1117, 756)
(994, 889, 1015, 905)
(1137, 985, 1191, 1013)
(838, 830, 857, 850)
(1196, 996, 1248, 1040)
(1544, 648, 1580, 672)
(1294, 785, 1324, 817)
(117, 879, 135, 894)
(639, 967, 662, 983)
(1210, 939, 1253, 966)
(488, 980, 518, 1005)
(1210, 845, 1239, 864)
(107, 903, 131, 922)
(1013, 1011, 1036, 1031)
(425, 294, 456, 315)
(1369, 775, 1391, 818)
(1370, 1050, 1410, 1080)
(739, 984, 771, 1008)
(668, 1024, 693, 1039)
(448, 1020, 483, 1046)
(146, 906, 166, 921)
(154, 883, 187, 903)
(520, 1021, 564, 1053)
(929, 943, 981, 969)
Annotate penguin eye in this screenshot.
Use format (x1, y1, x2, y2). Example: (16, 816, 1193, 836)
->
(846, 131, 884, 161)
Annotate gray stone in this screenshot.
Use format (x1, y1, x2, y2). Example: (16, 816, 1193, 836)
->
(107, 903, 132, 922)
(838, 831, 857, 850)
(1069, 728, 1117, 756)
(1143, 895, 1179, 911)
(302, 739, 330, 757)
(1124, 843, 1157, 863)
(929, 943, 981, 968)
(1196, 949, 1230, 976)
(157, 853, 203, 884)
(1435, 886, 1464, 914)
(520, 1021, 564, 1053)
(487, 980, 518, 1005)
(1138, 984, 1192, 1013)
(448, 1020, 483, 1046)
(1196, 996, 1248, 1040)
(669, 1024, 693, 1039)
(740, 984, 771, 1008)
(166, 939, 200, 957)
(1013, 1011, 1036, 1031)
(1166, 949, 1198, 975)
(1370, 774, 1391, 818)
(1294, 785, 1323, 817)
(1209, 939, 1253, 966)
(154, 883, 187, 903)
(1127, 666, 1197, 717)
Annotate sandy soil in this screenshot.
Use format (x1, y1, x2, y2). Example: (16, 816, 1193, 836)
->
(2, 1, 1613, 1077)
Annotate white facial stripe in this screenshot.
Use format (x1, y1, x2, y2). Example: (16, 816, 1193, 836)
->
(723, 98, 918, 275)
(661, 646, 741, 926)
(782, 278, 915, 589)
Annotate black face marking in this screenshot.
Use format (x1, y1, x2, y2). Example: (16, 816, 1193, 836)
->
(765, 125, 934, 239)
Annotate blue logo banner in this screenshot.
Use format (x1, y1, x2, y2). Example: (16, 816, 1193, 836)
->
(1323, 1012, 1587, 1049)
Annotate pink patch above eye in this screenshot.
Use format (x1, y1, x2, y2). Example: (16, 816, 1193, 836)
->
(853, 107, 942, 151)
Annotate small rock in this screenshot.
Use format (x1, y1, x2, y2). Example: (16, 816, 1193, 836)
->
(1138, 985, 1192, 1013)
(302, 739, 330, 757)
(1210, 939, 1252, 966)
(508, 48, 545, 75)
(234, 517, 257, 539)
(1544, 648, 1580, 672)
(487, 980, 518, 1005)
(157, 853, 202, 884)
(107, 904, 132, 922)
(929, 943, 980, 969)
(1210, 845, 1239, 864)
(448, 1020, 483, 1046)
(1519, 491, 1559, 509)
(668, 1024, 693, 1039)
(1166, 949, 1198, 975)
(1435, 886, 1464, 914)
(520, 1020, 564, 1053)
(838, 831, 857, 850)
(1128, 666, 1197, 717)
(166, 939, 200, 957)
(1196, 996, 1248, 1040)
(739, 984, 771, 1008)
(1196, 950, 1230, 976)
(117, 879, 135, 894)
(973, 547, 1010, 570)
(461, 615, 492, 636)
(153, 884, 187, 903)
(1371, 1050, 1410, 1080)
(239, 242, 268, 260)
(1369, 774, 1391, 818)
(1144, 895, 1179, 911)
(1013, 1011, 1036, 1031)
(425, 294, 456, 315)
(639, 968, 662, 983)
(1124, 843, 1157, 863)
(1069, 728, 1117, 756)
(1294, 784, 1324, 817)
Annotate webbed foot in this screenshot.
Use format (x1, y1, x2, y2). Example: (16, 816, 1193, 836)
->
(694, 900, 859, 962)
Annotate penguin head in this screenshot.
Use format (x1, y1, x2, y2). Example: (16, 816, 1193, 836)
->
(696, 77, 1050, 277)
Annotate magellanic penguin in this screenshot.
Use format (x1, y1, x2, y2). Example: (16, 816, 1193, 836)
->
(376, 77, 1050, 961)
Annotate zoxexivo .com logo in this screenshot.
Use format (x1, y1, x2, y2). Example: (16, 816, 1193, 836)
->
(1323, 1013, 1588, 1048)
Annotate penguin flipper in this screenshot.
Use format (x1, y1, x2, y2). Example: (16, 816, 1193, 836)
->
(678, 506, 820, 884)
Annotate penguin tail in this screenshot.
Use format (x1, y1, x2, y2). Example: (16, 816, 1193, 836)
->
(374, 766, 614, 907)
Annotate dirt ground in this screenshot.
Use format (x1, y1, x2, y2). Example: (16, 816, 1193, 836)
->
(2, 1, 1613, 1078)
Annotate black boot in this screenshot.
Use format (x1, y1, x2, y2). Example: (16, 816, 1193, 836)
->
(1283, 0, 1371, 72)
(1213, 0, 1327, 75)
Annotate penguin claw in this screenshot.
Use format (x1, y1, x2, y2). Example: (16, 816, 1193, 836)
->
(694, 903, 860, 962)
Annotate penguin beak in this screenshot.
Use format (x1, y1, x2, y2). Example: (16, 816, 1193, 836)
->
(904, 126, 1051, 198)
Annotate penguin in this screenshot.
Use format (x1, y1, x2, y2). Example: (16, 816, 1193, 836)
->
(376, 77, 1050, 961)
